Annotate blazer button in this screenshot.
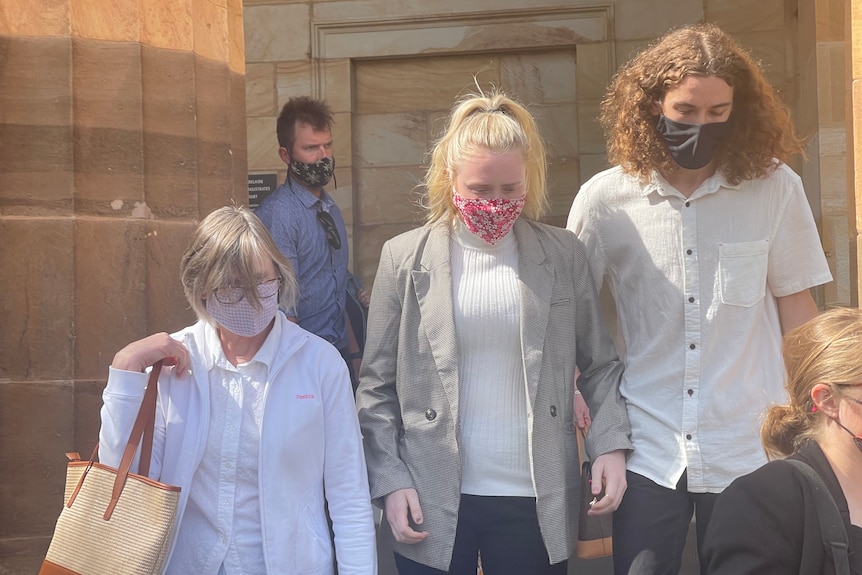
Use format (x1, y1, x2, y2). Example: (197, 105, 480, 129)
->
(425, 408, 437, 421)
(550, 405, 557, 417)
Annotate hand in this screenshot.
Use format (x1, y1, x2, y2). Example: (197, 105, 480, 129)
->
(111, 332, 191, 375)
(384, 488, 429, 544)
(358, 287, 371, 308)
(587, 450, 627, 516)
(574, 390, 591, 433)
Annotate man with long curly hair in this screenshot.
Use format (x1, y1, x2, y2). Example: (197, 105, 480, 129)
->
(567, 23, 832, 575)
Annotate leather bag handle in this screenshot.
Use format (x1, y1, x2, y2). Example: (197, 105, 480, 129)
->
(576, 426, 588, 468)
(138, 371, 158, 480)
(103, 360, 163, 520)
(65, 361, 164, 519)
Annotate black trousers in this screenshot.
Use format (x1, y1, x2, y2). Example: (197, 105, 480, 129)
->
(394, 494, 567, 575)
(613, 470, 719, 575)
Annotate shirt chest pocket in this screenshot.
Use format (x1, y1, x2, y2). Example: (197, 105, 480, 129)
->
(718, 240, 768, 307)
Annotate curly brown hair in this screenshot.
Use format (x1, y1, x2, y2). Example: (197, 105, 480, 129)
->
(601, 23, 805, 184)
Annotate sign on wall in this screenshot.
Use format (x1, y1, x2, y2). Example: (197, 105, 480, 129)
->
(248, 173, 279, 209)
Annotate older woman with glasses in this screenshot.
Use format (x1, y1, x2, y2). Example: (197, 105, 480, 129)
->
(98, 205, 377, 575)
(703, 307, 862, 574)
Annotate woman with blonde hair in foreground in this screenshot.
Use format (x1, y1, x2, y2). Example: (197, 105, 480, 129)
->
(356, 91, 632, 574)
(704, 307, 862, 574)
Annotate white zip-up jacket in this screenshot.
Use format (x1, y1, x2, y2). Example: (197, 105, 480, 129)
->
(99, 313, 377, 574)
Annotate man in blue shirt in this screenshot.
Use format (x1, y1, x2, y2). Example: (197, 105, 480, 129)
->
(257, 96, 365, 388)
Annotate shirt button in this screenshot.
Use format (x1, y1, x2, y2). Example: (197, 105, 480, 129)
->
(688, 296, 695, 303)
(425, 408, 437, 421)
(550, 405, 557, 417)
(689, 343, 696, 350)
(687, 389, 694, 396)
(686, 434, 692, 440)
(685, 201, 691, 207)
(686, 249, 693, 255)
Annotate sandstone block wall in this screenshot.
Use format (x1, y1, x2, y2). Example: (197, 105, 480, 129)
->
(0, 1, 247, 571)
(243, 0, 851, 305)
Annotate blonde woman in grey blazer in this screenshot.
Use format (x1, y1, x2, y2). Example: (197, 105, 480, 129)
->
(356, 92, 632, 575)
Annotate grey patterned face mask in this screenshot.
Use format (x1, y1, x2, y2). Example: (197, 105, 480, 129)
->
(289, 156, 334, 188)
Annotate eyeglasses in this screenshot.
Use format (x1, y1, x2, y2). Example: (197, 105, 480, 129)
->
(316, 210, 342, 250)
(213, 277, 282, 305)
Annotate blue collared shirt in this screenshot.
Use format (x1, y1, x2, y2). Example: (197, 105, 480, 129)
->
(256, 179, 349, 350)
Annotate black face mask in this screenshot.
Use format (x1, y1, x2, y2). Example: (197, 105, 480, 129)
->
(655, 114, 731, 170)
(835, 421, 862, 453)
(289, 156, 335, 188)
(835, 408, 862, 454)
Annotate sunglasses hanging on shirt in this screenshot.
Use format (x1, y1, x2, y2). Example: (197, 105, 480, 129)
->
(316, 210, 342, 250)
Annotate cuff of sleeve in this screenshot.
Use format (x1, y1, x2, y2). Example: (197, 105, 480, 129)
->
(106, 366, 150, 397)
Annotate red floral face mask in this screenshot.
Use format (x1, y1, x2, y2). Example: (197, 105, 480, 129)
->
(452, 190, 526, 245)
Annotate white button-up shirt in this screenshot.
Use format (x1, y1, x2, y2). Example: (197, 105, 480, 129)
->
(568, 164, 832, 492)
(167, 320, 279, 575)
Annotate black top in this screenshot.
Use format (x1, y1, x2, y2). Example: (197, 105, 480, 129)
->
(703, 441, 860, 574)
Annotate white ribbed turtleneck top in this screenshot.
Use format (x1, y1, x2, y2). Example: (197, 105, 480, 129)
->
(450, 221, 533, 497)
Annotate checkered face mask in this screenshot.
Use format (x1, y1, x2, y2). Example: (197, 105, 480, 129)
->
(206, 287, 279, 337)
(452, 190, 525, 246)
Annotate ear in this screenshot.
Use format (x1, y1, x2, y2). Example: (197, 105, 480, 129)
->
(811, 383, 839, 418)
(278, 146, 291, 165)
(650, 100, 663, 117)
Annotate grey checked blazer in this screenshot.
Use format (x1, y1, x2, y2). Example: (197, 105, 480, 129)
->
(356, 218, 632, 570)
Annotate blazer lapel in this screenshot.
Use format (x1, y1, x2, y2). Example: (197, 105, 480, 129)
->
(411, 222, 460, 417)
(514, 219, 553, 407)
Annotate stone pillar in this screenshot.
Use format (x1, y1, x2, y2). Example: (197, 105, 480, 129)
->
(849, 0, 862, 305)
(0, 0, 246, 570)
(796, 0, 849, 307)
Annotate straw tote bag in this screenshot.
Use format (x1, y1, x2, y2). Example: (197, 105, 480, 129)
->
(39, 361, 181, 575)
(575, 427, 613, 559)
